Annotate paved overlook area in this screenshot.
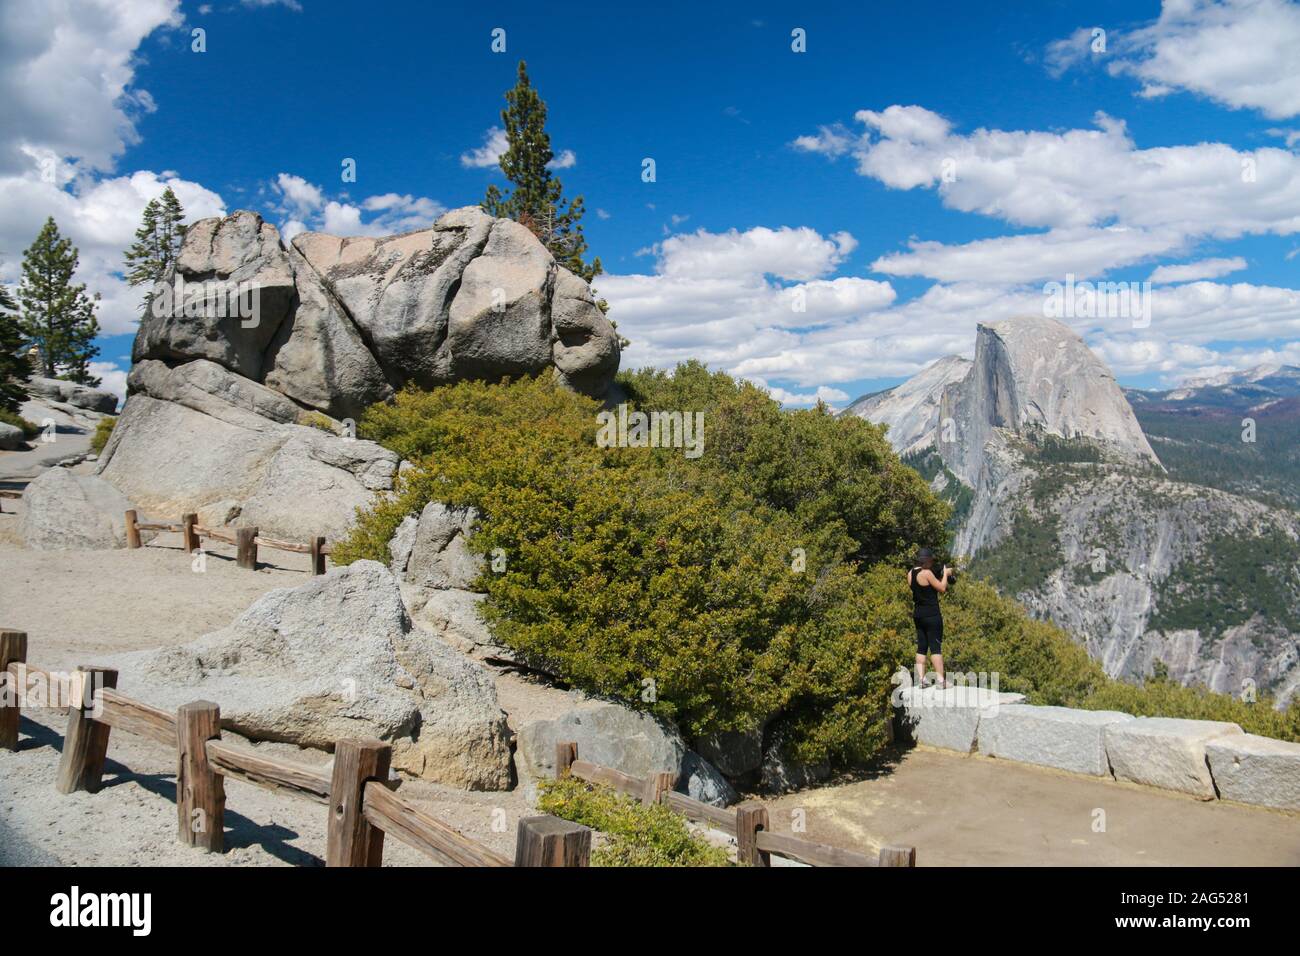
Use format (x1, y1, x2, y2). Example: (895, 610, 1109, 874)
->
(0, 518, 1296, 866)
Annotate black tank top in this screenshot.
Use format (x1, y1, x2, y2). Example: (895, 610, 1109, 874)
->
(910, 567, 941, 617)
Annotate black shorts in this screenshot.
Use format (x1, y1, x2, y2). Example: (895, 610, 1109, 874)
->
(914, 614, 943, 654)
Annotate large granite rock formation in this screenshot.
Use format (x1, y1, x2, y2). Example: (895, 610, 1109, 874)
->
(97, 359, 400, 540)
(100, 206, 620, 540)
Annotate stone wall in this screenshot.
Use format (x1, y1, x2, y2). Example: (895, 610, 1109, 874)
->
(894, 684, 1300, 812)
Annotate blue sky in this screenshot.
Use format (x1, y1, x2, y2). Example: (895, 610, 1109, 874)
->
(2, 0, 1298, 404)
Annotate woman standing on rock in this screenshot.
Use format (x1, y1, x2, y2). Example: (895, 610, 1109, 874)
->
(908, 548, 952, 689)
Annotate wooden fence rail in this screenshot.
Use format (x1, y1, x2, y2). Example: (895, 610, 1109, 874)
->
(0, 629, 590, 867)
(125, 510, 331, 575)
(558, 741, 917, 868)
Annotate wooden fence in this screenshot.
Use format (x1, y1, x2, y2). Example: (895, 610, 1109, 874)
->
(0, 494, 330, 575)
(555, 742, 917, 867)
(0, 628, 589, 867)
(125, 510, 332, 575)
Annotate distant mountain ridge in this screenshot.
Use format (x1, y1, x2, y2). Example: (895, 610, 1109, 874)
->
(842, 321, 1300, 706)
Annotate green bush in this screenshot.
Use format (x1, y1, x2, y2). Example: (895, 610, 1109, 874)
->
(90, 416, 115, 455)
(537, 775, 732, 867)
(297, 410, 339, 434)
(1081, 667, 1300, 743)
(0, 407, 38, 438)
(337, 366, 1298, 770)
(336, 369, 1119, 767)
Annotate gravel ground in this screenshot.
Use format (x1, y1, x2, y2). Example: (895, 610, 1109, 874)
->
(0, 509, 583, 867)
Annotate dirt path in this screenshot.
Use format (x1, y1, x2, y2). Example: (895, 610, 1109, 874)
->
(764, 747, 1300, 866)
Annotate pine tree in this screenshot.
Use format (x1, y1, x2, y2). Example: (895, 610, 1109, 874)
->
(18, 217, 101, 385)
(482, 61, 602, 284)
(0, 281, 31, 413)
(124, 186, 186, 303)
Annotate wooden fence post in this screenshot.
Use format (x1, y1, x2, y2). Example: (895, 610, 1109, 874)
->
(326, 738, 391, 867)
(56, 666, 118, 794)
(177, 701, 225, 852)
(182, 513, 199, 553)
(124, 510, 141, 549)
(736, 801, 770, 867)
(309, 535, 326, 576)
(514, 815, 591, 867)
(555, 741, 577, 777)
(236, 527, 258, 571)
(0, 629, 28, 750)
(643, 770, 677, 806)
(879, 844, 916, 867)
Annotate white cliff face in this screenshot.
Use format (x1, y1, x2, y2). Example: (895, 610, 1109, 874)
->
(843, 355, 971, 457)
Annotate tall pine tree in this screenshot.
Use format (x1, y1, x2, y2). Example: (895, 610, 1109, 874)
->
(0, 281, 31, 413)
(18, 217, 101, 385)
(482, 61, 602, 284)
(124, 187, 186, 302)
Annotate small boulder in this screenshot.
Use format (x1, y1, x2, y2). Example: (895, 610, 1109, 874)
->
(681, 751, 739, 807)
(977, 705, 1133, 777)
(404, 501, 482, 591)
(893, 684, 1027, 754)
(696, 727, 764, 779)
(1206, 733, 1300, 811)
(515, 701, 685, 790)
(26, 377, 118, 414)
(0, 422, 25, 450)
(114, 561, 512, 789)
(19, 467, 138, 550)
(1105, 717, 1243, 799)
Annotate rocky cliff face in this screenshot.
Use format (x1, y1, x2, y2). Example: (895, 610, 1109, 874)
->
(937, 317, 1159, 493)
(843, 354, 970, 457)
(843, 317, 1299, 706)
(99, 207, 621, 539)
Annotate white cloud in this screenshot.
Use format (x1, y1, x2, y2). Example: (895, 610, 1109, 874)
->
(549, 149, 577, 170)
(594, 225, 896, 390)
(874, 227, 1188, 284)
(1149, 256, 1247, 283)
(87, 360, 128, 404)
(460, 126, 577, 170)
(0, 0, 182, 175)
(460, 127, 509, 169)
(790, 123, 855, 157)
(798, 106, 1300, 282)
(756, 382, 851, 408)
(271, 173, 445, 239)
(240, 0, 302, 11)
(1043, 26, 1100, 78)
(274, 173, 322, 218)
(1049, 0, 1300, 120)
(650, 226, 857, 282)
(0, 169, 226, 336)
